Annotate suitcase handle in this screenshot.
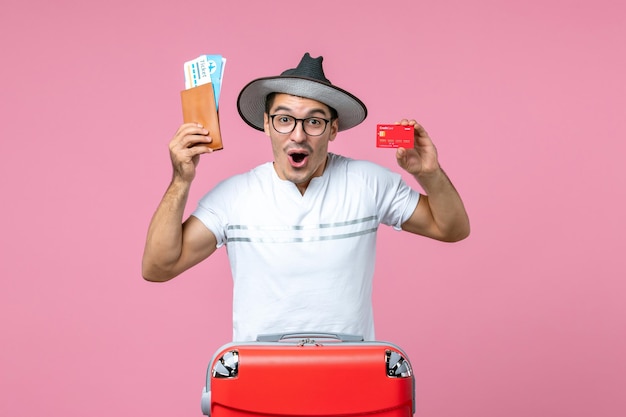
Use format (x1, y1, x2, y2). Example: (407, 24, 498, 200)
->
(256, 332, 364, 343)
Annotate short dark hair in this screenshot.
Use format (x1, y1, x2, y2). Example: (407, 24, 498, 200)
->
(265, 92, 338, 120)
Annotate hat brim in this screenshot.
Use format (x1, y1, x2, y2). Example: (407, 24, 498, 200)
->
(237, 76, 367, 132)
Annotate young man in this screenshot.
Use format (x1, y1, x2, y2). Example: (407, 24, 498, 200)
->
(142, 53, 470, 341)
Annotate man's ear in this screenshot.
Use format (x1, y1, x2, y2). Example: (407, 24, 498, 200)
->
(328, 118, 339, 142)
(263, 113, 271, 137)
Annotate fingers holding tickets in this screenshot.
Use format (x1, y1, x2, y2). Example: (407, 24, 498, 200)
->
(169, 123, 214, 182)
(171, 123, 213, 150)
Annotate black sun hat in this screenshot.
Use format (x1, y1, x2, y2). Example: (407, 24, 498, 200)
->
(237, 53, 367, 132)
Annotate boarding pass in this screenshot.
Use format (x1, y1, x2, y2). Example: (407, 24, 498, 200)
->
(184, 54, 226, 109)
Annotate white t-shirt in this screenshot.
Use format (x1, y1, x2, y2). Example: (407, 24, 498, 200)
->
(192, 153, 420, 341)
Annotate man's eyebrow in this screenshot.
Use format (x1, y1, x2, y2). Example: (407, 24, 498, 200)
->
(272, 105, 330, 117)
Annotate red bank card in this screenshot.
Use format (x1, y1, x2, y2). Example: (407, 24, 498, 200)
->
(376, 124, 414, 148)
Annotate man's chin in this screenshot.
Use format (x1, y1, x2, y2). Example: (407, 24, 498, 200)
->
(286, 173, 310, 185)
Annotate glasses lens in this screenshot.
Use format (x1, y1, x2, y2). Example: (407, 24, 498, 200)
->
(272, 115, 295, 134)
(302, 118, 327, 136)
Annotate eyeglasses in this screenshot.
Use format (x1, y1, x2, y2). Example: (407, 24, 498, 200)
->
(269, 114, 331, 136)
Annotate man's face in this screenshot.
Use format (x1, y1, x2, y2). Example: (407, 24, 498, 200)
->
(263, 93, 338, 194)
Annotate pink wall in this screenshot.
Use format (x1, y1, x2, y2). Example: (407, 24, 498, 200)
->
(1, 1, 625, 416)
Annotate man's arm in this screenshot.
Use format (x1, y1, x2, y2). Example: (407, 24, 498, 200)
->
(142, 123, 217, 282)
(395, 120, 470, 242)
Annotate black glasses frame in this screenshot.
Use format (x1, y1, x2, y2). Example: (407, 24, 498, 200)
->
(269, 114, 332, 136)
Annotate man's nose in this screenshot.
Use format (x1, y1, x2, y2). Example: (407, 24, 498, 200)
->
(289, 120, 307, 142)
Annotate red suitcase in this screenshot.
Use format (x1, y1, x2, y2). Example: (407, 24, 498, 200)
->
(201, 333, 415, 417)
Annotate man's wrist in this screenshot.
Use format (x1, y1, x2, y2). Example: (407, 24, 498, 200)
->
(415, 164, 444, 181)
(414, 166, 448, 193)
(168, 175, 193, 196)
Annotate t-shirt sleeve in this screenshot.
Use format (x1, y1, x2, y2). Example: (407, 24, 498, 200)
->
(191, 180, 233, 248)
(387, 180, 420, 230)
(378, 174, 420, 230)
(352, 160, 420, 230)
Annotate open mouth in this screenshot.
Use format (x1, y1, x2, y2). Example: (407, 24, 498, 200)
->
(288, 151, 309, 166)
